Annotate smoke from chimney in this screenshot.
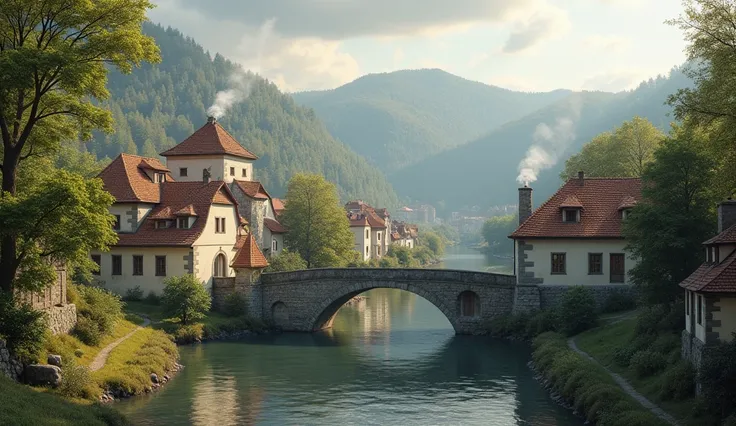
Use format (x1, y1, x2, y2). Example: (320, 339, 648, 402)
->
(205, 18, 276, 120)
(516, 96, 583, 185)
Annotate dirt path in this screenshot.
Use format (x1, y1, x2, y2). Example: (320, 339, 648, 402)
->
(567, 337, 679, 426)
(88, 316, 151, 372)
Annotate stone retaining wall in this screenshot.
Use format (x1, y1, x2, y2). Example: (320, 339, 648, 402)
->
(0, 340, 23, 381)
(538, 284, 635, 311)
(46, 304, 77, 335)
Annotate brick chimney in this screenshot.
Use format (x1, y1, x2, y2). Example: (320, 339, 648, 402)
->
(207, 116, 217, 124)
(578, 170, 585, 185)
(518, 184, 533, 225)
(718, 198, 736, 233)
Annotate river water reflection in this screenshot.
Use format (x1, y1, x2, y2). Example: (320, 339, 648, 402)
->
(116, 246, 580, 425)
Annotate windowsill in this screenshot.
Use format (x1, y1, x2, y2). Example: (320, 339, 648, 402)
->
(551, 272, 567, 275)
(588, 272, 603, 275)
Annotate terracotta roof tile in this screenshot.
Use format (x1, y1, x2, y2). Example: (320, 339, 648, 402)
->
(704, 224, 736, 245)
(618, 196, 638, 210)
(233, 180, 270, 200)
(347, 213, 369, 227)
(680, 249, 736, 293)
(115, 181, 237, 247)
(264, 218, 287, 233)
(560, 195, 583, 208)
(345, 200, 386, 229)
(231, 233, 269, 269)
(272, 198, 285, 214)
(98, 154, 173, 203)
(510, 178, 642, 239)
(160, 120, 258, 160)
(174, 204, 198, 216)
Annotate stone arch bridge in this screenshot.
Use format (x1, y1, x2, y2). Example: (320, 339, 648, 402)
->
(253, 268, 524, 335)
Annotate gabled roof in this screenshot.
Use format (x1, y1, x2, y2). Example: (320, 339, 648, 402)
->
(233, 180, 270, 200)
(559, 195, 583, 209)
(160, 120, 258, 160)
(680, 249, 736, 293)
(264, 218, 287, 234)
(703, 224, 736, 245)
(174, 205, 198, 216)
(98, 154, 173, 203)
(510, 177, 642, 239)
(115, 181, 238, 247)
(272, 198, 285, 215)
(345, 200, 387, 229)
(618, 196, 638, 210)
(231, 233, 269, 269)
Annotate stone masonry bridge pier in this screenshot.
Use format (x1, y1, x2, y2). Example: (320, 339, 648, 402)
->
(215, 268, 533, 335)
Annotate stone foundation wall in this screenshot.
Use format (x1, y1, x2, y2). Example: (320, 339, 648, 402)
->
(681, 329, 705, 368)
(46, 304, 77, 335)
(538, 284, 635, 311)
(0, 340, 23, 381)
(212, 277, 238, 311)
(513, 285, 541, 314)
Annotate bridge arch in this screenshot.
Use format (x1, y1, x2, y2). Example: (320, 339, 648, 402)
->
(309, 282, 458, 332)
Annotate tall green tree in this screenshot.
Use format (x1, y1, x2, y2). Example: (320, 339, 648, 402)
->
(623, 125, 717, 304)
(561, 117, 665, 179)
(482, 214, 517, 254)
(281, 174, 355, 268)
(0, 0, 159, 292)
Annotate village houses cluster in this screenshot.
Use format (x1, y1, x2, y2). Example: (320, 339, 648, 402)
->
(90, 117, 419, 295)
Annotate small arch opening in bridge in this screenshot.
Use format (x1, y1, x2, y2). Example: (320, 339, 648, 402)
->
(457, 291, 480, 318)
(272, 301, 289, 328)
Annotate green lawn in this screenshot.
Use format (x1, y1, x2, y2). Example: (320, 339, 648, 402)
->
(0, 375, 129, 426)
(576, 315, 700, 425)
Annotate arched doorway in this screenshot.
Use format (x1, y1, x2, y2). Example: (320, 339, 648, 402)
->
(214, 253, 227, 277)
(457, 291, 480, 318)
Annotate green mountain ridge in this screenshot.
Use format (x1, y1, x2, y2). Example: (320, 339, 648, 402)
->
(390, 67, 692, 212)
(292, 69, 572, 173)
(86, 23, 399, 208)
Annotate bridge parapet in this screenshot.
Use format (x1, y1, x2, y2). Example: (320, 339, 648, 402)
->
(261, 268, 516, 287)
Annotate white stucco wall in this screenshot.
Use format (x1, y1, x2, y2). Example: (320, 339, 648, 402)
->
(223, 155, 254, 183)
(371, 229, 385, 258)
(165, 155, 226, 182)
(714, 297, 736, 342)
(350, 226, 371, 261)
(90, 247, 191, 295)
(695, 293, 706, 342)
(193, 204, 241, 289)
(519, 239, 636, 285)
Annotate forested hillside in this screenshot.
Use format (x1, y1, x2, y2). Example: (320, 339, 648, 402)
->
(293, 69, 571, 173)
(391, 68, 692, 211)
(87, 23, 399, 208)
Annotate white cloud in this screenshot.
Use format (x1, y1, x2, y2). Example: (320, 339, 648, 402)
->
(582, 35, 631, 52)
(581, 68, 653, 92)
(502, 4, 571, 54)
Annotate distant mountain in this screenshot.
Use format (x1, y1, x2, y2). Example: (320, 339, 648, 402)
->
(87, 23, 399, 208)
(293, 69, 571, 173)
(390, 68, 692, 214)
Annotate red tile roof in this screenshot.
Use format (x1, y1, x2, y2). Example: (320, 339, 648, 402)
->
(115, 181, 238, 247)
(345, 200, 386, 229)
(510, 178, 642, 239)
(264, 218, 287, 234)
(560, 195, 583, 208)
(704, 224, 736, 245)
(233, 180, 270, 200)
(231, 233, 269, 269)
(272, 198, 285, 215)
(174, 205, 198, 216)
(618, 196, 638, 210)
(160, 120, 258, 160)
(680, 249, 736, 293)
(348, 213, 369, 227)
(98, 154, 173, 203)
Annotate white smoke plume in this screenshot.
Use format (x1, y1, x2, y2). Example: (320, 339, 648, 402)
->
(516, 96, 583, 185)
(206, 18, 276, 119)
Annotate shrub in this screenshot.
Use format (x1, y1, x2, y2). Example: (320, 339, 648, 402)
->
(76, 285, 123, 335)
(144, 291, 161, 305)
(263, 249, 307, 273)
(412, 246, 435, 265)
(0, 294, 47, 363)
(650, 333, 680, 355)
(124, 313, 145, 325)
(173, 324, 204, 344)
(601, 291, 636, 313)
(656, 302, 685, 334)
(379, 256, 400, 268)
(162, 275, 211, 325)
(223, 293, 247, 317)
(629, 350, 667, 378)
(612, 346, 638, 367)
(556, 286, 598, 336)
(123, 286, 144, 302)
(698, 336, 736, 419)
(58, 364, 97, 399)
(66, 283, 81, 305)
(74, 349, 84, 358)
(635, 304, 668, 336)
(525, 310, 558, 338)
(659, 360, 695, 401)
(73, 316, 103, 346)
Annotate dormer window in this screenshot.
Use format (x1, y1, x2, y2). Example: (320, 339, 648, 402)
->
(622, 209, 631, 220)
(156, 220, 171, 229)
(154, 172, 166, 183)
(707, 246, 720, 264)
(178, 217, 190, 229)
(562, 209, 580, 223)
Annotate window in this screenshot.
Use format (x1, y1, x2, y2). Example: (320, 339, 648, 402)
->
(563, 209, 579, 223)
(230, 167, 235, 176)
(378, 246, 381, 256)
(215, 217, 226, 233)
(366, 246, 369, 255)
(622, 209, 631, 220)
(133, 255, 143, 276)
(272, 239, 278, 252)
(551, 253, 566, 274)
(154, 172, 166, 183)
(686, 291, 691, 315)
(91, 255, 101, 276)
(214, 253, 227, 277)
(588, 253, 603, 275)
(366, 229, 369, 239)
(242, 168, 247, 178)
(113, 215, 121, 230)
(156, 220, 170, 229)
(716, 248, 721, 264)
(700, 295, 706, 326)
(155, 256, 166, 277)
(610, 253, 625, 283)
(178, 217, 189, 229)
(378, 232, 381, 241)
(112, 255, 122, 276)
(707, 247, 713, 263)
(180, 168, 188, 177)
(696, 294, 703, 325)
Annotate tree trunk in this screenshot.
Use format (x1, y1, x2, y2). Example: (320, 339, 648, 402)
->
(0, 152, 18, 293)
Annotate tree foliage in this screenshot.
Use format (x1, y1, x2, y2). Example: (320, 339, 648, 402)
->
(419, 231, 445, 258)
(482, 214, 517, 254)
(623, 127, 717, 304)
(561, 117, 665, 179)
(281, 174, 355, 268)
(263, 249, 308, 273)
(162, 275, 211, 325)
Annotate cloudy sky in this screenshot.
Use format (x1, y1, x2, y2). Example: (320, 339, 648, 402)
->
(148, 0, 687, 93)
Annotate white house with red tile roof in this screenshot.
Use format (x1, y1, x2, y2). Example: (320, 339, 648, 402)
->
(509, 172, 642, 287)
(345, 201, 391, 260)
(680, 200, 736, 365)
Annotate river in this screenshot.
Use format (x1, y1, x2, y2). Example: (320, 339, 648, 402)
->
(116, 246, 581, 425)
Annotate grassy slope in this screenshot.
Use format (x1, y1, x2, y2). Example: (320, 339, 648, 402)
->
(42, 321, 138, 367)
(0, 375, 129, 426)
(576, 317, 698, 425)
